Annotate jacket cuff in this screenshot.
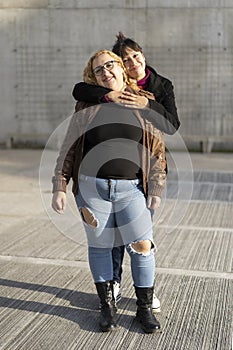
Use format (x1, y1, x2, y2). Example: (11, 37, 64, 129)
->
(101, 94, 111, 103)
(52, 176, 67, 193)
(148, 183, 164, 198)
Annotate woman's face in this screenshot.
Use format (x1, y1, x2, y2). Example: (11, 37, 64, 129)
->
(92, 53, 125, 91)
(122, 47, 146, 81)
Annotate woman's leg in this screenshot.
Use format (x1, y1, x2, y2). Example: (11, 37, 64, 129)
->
(88, 246, 118, 332)
(111, 244, 125, 303)
(126, 240, 155, 287)
(113, 179, 160, 333)
(75, 176, 118, 331)
(125, 238, 160, 333)
(88, 246, 113, 282)
(75, 175, 116, 248)
(112, 245, 125, 283)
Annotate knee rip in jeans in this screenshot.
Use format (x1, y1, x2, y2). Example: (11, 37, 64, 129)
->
(130, 239, 154, 257)
(80, 207, 99, 228)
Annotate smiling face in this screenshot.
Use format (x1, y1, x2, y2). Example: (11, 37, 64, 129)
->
(122, 47, 146, 81)
(92, 53, 125, 91)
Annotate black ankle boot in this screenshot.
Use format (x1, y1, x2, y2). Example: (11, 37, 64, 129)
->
(134, 286, 161, 333)
(95, 281, 118, 332)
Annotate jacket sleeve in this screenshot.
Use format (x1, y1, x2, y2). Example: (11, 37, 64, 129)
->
(147, 80, 180, 135)
(52, 112, 81, 193)
(72, 82, 111, 103)
(147, 129, 167, 198)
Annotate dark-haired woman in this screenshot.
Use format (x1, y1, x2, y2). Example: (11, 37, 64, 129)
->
(73, 32, 180, 135)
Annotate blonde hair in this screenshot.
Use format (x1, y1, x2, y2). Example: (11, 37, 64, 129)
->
(83, 49, 138, 90)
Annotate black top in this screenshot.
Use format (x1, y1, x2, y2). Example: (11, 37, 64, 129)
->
(72, 66, 180, 135)
(80, 104, 143, 179)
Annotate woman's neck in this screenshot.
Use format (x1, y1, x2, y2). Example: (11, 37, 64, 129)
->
(137, 68, 150, 89)
(137, 72, 146, 81)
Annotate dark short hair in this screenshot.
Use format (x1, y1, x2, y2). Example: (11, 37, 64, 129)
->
(112, 32, 143, 58)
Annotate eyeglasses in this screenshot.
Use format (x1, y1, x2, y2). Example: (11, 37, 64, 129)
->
(93, 60, 117, 76)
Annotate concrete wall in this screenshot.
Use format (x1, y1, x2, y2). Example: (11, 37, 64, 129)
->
(0, 0, 232, 149)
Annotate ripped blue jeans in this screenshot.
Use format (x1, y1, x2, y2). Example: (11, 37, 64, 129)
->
(75, 174, 155, 287)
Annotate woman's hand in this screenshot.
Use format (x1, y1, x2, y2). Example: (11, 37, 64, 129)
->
(52, 191, 66, 214)
(106, 91, 149, 108)
(119, 91, 149, 108)
(106, 91, 124, 103)
(147, 195, 161, 210)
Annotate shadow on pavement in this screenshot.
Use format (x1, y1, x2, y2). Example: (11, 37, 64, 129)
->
(0, 278, 138, 333)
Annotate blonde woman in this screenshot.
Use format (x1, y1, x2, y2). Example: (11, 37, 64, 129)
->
(52, 50, 166, 333)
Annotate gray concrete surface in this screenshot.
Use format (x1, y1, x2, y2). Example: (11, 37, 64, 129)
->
(0, 2, 233, 150)
(0, 149, 232, 350)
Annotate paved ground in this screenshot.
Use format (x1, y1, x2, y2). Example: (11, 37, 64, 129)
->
(0, 149, 232, 350)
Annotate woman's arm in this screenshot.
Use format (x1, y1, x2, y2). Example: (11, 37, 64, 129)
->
(52, 103, 88, 194)
(51, 130, 78, 214)
(72, 81, 180, 135)
(147, 81, 180, 135)
(120, 83, 180, 135)
(147, 130, 167, 201)
(72, 82, 111, 103)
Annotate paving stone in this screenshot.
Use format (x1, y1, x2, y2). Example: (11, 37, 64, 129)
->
(0, 150, 232, 350)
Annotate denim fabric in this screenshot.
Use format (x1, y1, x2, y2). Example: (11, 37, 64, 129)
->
(75, 175, 153, 247)
(75, 175, 155, 287)
(112, 246, 125, 283)
(126, 243, 155, 287)
(88, 245, 155, 287)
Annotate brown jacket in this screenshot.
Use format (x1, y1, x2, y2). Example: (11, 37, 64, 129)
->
(52, 98, 166, 198)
